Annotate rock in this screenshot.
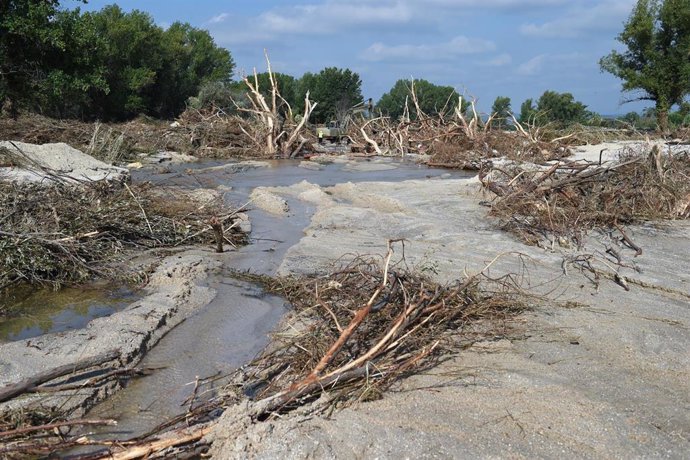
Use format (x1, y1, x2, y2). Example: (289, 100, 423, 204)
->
(250, 189, 290, 216)
(140, 151, 197, 165)
(299, 161, 324, 171)
(0, 141, 129, 184)
(234, 212, 252, 233)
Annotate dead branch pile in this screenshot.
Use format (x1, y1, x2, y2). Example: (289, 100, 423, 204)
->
(0, 111, 257, 161)
(0, 180, 246, 289)
(345, 89, 571, 167)
(483, 147, 690, 245)
(235, 242, 524, 416)
(232, 52, 316, 158)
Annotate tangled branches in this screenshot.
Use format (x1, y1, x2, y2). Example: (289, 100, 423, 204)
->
(237, 242, 524, 416)
(483, 147, 690, 245)
(0, 181, 246, 289)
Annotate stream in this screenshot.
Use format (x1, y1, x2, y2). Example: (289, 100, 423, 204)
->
(7, 157, 469, 443)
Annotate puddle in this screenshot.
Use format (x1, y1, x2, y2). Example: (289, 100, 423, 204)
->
(0, 283, 138, 343)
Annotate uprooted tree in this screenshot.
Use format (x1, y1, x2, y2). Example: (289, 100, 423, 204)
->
(234, 53, 316, 158)
(600, 0, 690, 133)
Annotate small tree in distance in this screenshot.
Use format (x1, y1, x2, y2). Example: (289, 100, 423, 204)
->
(518, 91, 590, 127)
(490, 96, 511, 129)
(600, 0, 690, 132)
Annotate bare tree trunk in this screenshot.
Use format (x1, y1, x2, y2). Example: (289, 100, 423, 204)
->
(235, 51, 316, 157)
(655, 98, 671, 134)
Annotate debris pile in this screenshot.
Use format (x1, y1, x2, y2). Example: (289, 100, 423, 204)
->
(0, 178, 246, 290)
(236, 242, 524, 416)
(482, 146, 690, 246)
(0, 242, 526, 459)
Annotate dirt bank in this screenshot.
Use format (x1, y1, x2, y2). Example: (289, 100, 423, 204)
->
(0, 249, 227, 416)
(209, 172, 689, 457)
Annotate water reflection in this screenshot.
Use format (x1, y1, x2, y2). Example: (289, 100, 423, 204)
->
(0, 283, 138, 342)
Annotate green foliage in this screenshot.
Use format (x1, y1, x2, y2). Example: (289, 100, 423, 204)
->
(0, 0, 102, 116)
(600, 0, 690, 131)
(519, 91, 591, 127)
(189, 81, 238, 111)
(518, 98, 537, 124)
(297, 68, 363, 124)
(490, 96, 512, 128)
(0, 2, 233, 120)
(377, 79, 462, 121)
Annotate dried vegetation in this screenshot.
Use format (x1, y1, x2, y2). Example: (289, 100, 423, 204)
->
(482, 146, 690, 246)
(0, 150, 247, 291)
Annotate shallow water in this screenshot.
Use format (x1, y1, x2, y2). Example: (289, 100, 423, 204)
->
(67, 157, 469, 442)
(0, 283, 137, 343)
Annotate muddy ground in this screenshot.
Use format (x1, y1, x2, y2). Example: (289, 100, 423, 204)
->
(209, 164, 689, 457)
(1, 139, 688, 458)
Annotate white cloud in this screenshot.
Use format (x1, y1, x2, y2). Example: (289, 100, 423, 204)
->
(207, 1, 418, 45)
(423, 0, 566, 7)
(208, 13, 230, 24)
(481, 53, 512, 67)
(520, 0, 635, 38)
(516, 55, 546, 76)
(360, 36, 496, 62)
(515, 52, 593, 77)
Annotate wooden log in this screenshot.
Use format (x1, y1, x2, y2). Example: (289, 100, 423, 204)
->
(0, 419, 116, 439)
(0, 349, 120, 403)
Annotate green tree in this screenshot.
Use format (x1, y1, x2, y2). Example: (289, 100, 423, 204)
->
(536, 91, 591, 125)
(86, 6, 166, 119)
(0, 0, 104, 116)
(490, 96, 512, 128)
(600, 0, 690, 132)
(519, 92, 590, 126)
(155, 22, 233, 117)
(377, 79, 462, 120)
(518, 98, 537, 124)
(36, 9, 108, 117)
(298, 68, 363, 124)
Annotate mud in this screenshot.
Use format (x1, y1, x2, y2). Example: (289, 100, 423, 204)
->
(0, 141, 129, 183)
(0, 250, 219, 416)
(208, 161, 690, 458)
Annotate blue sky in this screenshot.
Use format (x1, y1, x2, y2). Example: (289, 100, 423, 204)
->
(76, 0, 649, 115)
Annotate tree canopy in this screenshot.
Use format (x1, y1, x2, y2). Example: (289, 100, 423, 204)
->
(299, 68, 363, 124)
(519, 91, 591, 126)
(490, 96, 512, 128)
(377, 79, 461, 120)
(600, 0, 690, 131)
(0, 1, 233, 120)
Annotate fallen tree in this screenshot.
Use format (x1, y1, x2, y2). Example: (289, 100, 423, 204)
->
(234, 52, 317, 158)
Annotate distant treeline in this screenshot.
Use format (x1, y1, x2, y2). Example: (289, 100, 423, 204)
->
(3, 1, 689, 130)
(1, 1, 233, 120)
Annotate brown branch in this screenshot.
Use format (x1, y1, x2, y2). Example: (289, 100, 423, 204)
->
(0, 349, 120, 403)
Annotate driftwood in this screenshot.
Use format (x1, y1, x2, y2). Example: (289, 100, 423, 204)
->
(0, 419, 116, 439)
(0, 349, 120, 403)
(236, 51, 316, 158)
(484, 148, 690, 246)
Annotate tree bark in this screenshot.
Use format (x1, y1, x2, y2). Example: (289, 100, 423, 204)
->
(656, 100, 670, 134)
